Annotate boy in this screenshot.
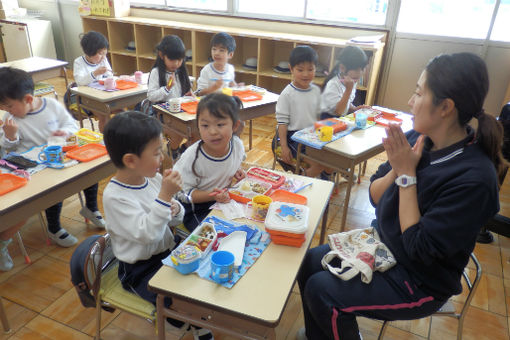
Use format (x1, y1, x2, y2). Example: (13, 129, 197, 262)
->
(0, 68, 105, 261)
(102, 111, 213, 340)
(275, 45, 329, 179)
(73, 31, 112, 132)
(195, 32, 237, 96)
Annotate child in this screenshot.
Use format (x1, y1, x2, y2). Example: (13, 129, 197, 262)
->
(195, 32, 237, 96)
(173, 93, 246, 232)
(0, 68, 105, 262)
(320, 45, 369, 119)
(73, 31, 113, 132)
(102, 111, 213, 340)
(147, 35, 192, 160)
(274, 45, 329, 179)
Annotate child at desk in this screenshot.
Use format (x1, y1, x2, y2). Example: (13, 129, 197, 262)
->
(73, 31, 113, 132)
(274, 45, 331, 180)
(102, 111, 213, 340)
(173, 93, 246, 232)
(0, 68, 105, 270)
(320, 45, 369, 119)
(195, 32, 238, 96)
(147, 35, 192, 160)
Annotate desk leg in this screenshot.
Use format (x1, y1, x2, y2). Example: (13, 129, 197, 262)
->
(340, 161, 356, 232)
(295, 144, 302, 175)
(319, 201, 330, 244)
(249, 120, 253, 150)
(0, 296, 11, 334)
(156, 294, 166, 340)
(61, 66, 69, 88)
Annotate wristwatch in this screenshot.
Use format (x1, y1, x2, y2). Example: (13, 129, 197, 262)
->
(395, 174, 417, 188)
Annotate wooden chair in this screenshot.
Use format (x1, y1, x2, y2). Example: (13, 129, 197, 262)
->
(0, 296, 11, 334)
(64, 82, 95, 130)
(378, 253, 482, 340)
(86, 233, 156, 340)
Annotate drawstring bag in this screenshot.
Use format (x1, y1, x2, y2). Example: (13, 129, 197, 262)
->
(321, 227, 396, 283)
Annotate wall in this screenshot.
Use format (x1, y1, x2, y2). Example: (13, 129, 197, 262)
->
(12, 2, 510, 115)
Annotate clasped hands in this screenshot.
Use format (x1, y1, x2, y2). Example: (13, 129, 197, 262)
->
(382, 124, 425, 177)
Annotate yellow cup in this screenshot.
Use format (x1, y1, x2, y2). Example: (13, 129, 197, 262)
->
(250, 195, 272, 221)
(317, 126, 333, 142)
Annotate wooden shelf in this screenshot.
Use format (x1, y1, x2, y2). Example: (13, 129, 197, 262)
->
(81, 16, 386, 104)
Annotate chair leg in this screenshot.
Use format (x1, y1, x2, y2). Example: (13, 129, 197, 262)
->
(95, 298, 102, 340)
(378, 320, 389, 340)
(38, 212, 51, 246)
(14, 232, 31, 264)
(77, 192, 88, 224)
(0, 296, 11, 334)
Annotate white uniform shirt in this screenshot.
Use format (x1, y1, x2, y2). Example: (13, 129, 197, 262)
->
(73, 55, 113, 86)
(196, 63, 235, 93)
(147, 67, 183, 103)
(320, 76, 357, 117)
(103, 173, 184, 264)
(1, 97, 78, 152)
(173, 136, 245, 203)
(276, 83, 321, 131)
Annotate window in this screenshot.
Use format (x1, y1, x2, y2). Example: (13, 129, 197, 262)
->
(491, 0, 510, 42)
(397, 0, 496, 39)
(238, 0, 305, 18)
(306, 0, 388, 25)
(131, 0, 166, 5)
(165, 0, 227, 11)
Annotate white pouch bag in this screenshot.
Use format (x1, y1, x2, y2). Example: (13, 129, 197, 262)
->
(321, 227, 396, 284)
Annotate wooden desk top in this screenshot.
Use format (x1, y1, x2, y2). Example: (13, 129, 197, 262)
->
(149, 173, 333, 326)
(154, 91, 279, 122)
(71, 84, 148, 102)
(0, 155, 113, 230)
(0, 57, 68, 73)
(323, 109, 414, 159)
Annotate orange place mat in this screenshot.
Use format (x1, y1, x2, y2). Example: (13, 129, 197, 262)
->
(232, 90, 263, 102)
(181, 101, 198, 114)
(115, 79, 138, 90)
(269, 189, 308, 205)
(0, 173, 28, 195)
(66, 143, 107, 162)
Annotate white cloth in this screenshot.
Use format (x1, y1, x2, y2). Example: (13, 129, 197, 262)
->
(1, 97, 78, 152)
(173, 136, 245, 203)
(147, 67, 183, 103)
(320, 76, 357, 117)
(276, 83, 321, 131)
(103, 173, 185, 264)
(196, 62, 235, 92)
(73, 55, 113, 86)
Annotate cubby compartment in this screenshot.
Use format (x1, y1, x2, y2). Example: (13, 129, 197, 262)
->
(111, 54, 137, 75)
(230, 35, 259, 72)
(108, 21, 135, 55)
(135, 25, 162, 59)
(163, 27, 193, 52)
(194, 31, 215, 66)
(82, 17, 108, 38)
(258, 39, 295, 76)
(138, 57, 155, 73)
(332, 47, 373, 88)
(235, 73, 256, 86)
(308, 44, 334, 76)
(258, 75, 290, 94)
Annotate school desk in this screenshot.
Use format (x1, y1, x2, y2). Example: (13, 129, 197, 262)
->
(148, 173, 333, 340)
(152, 91, 279, 150)
(71, 84, 148, 121)
(0, 155, 114, 230)
(296, 109, 414, 233)
(0, 56, 69, 88)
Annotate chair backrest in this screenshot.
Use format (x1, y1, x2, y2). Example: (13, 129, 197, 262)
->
(86, 233, 116, 300)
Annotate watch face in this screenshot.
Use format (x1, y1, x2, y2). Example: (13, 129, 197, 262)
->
(401, 177, 409, 185)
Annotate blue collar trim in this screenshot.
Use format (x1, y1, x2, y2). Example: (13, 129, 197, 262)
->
(199, 139, 233, 161)
(290, 83, 312, 92)
(82, 55, 98, 67)
(27, 98, 47, 115)
(110, 178, 149, 190)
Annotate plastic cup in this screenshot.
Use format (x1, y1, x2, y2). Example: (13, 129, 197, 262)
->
(211, 250, 235, 283)
(355, 112, 368, 128)
(168, 98, 181, 113)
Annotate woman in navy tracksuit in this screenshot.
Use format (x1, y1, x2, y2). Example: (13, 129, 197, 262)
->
(296, 53, 505, 340)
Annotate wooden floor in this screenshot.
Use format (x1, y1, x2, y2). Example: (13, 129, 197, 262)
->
(1, 75, 509, 340)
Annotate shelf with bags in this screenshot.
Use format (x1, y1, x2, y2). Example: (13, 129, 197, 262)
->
(108, 21, 135, 56)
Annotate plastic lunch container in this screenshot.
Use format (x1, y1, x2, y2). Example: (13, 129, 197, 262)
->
(228, 177, 272, 204)
(246, 167, 285, 189)
(181, 222, 217, 258)
(170, 245, 201, 274)
(265, 202, 310, 247)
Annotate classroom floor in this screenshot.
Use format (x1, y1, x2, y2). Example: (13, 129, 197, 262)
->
(1, 75, 509, 340)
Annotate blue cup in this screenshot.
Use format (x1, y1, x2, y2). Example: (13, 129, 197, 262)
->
(211, 250, 234, 283)
(38, 145, 63, 164)
(355, 112, 368, 128)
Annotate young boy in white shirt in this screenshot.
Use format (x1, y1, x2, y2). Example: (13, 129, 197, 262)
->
(195, 32, 237, 96)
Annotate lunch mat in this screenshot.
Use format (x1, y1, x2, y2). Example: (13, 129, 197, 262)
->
(291, 125, 355, 149)
(162, 216, 272, 288)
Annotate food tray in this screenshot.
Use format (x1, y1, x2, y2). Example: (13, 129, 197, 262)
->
(76, 128, 103, 146)
(246, 167, 285, 189)
(0, 173, 28, 195)
(66, 143, 107, 162)
(232, 90, 263, 102)
(269, 189, 307, 205)
(228, 178, 272, 204)
(181, 101, 198, 114)
(314, 118, 348, 133)
(374, 112, 403, 126)
(115, 79, 138, 90)
(180, 222, 217, 258)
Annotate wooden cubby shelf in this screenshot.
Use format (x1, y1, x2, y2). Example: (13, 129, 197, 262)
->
(81, 16, 386, 105)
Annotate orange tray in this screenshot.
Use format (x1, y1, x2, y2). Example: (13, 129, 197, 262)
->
(0, 173, 28, 195)
(374, 113, 403, 126)
(269, 189, 307, 205)
(66, 143, 107, 162)
(181, 101, 198, 114)
(267, 231, 306, 247)
(232, 90, 263, 102)
(115, 79, 138, 90)
(314, 118, 348, 133)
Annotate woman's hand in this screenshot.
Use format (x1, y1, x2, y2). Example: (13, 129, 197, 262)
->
(382, 124, 425, 176)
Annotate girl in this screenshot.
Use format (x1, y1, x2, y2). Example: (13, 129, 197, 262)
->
(173, 93, 246, 232)
(147, 35, 192, 159)
(320, 45, 369, 119)
(296, 53, 503, 340)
